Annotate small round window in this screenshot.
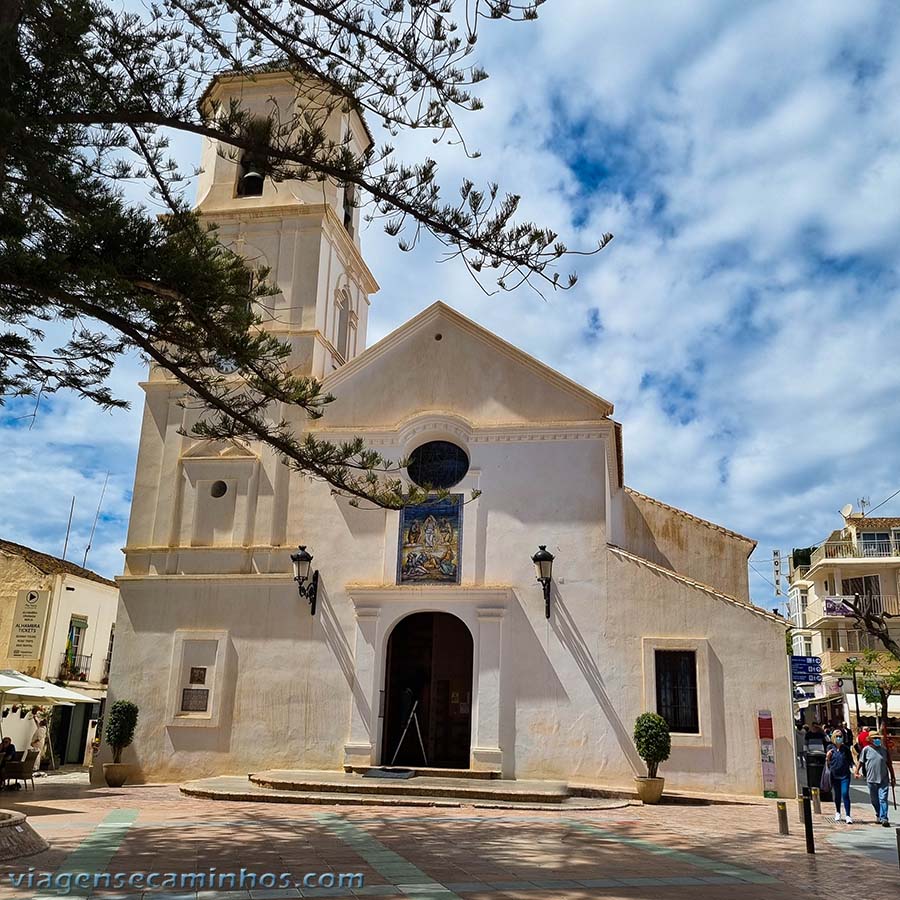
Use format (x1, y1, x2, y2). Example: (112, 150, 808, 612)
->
(210, 480, 228, 498)
(406, 441, 469, 490)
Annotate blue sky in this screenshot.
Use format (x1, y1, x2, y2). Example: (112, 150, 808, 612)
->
(3, 0, 900, 607)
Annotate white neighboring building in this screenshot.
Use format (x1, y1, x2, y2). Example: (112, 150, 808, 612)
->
(788, 510, 900, 736)
(97, 70, 796, 799)
(0, 539, 118, 764)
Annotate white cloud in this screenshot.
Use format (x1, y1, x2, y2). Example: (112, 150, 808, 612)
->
(4, 0, 900, 605)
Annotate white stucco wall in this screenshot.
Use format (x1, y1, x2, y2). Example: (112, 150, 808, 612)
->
(618, 489, 755, 602)
(104, 306, 794, 797)
(0, 552, 117, 685)
(40, 574, 118, 685)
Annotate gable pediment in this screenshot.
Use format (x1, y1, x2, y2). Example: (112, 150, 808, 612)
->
(181, 439, 257, 460)
(320, 302, 613, 428)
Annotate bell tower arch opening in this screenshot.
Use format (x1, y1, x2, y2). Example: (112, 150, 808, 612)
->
(194, 69, 378, 378)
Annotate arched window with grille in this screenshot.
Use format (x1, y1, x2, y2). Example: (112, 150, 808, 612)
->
(335, 290, 351, 363)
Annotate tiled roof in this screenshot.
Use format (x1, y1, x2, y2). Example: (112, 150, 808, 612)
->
(608, 545, 786, 625)
(849, 517, 900, 530)
(0, 539, 117, 588)
(624, 487, 757, 549)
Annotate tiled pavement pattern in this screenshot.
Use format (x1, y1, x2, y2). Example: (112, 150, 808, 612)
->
(0, 780, 897, 899)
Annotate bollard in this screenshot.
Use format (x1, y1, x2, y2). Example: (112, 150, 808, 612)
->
(777, 801, 789, 835)
(801, 790, 815, 854)
(896, 827, 899, 872)
(797, 796, 804, 823)
(811, 787, 821, 815)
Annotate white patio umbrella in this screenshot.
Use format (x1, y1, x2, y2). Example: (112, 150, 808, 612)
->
(0, 670, 96, 703)
(0, 670, 96, 736)
(0, 671, 97, 774)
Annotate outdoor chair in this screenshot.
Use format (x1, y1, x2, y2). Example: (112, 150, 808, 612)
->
(2, 749, 39, 791)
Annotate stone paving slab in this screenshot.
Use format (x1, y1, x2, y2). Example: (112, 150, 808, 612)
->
(0, 780, 896, 900)
(826, 822, 900, 866)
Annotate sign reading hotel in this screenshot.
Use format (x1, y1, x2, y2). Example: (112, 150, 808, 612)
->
(7, 589, 50, 659)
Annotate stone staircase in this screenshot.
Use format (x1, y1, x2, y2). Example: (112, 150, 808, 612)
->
(181, 768, 631, 810)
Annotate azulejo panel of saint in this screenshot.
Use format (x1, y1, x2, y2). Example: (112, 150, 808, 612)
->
(397, 495, 463, 584)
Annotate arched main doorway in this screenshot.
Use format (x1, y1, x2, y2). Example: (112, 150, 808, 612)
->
(381, 612, 473, 769)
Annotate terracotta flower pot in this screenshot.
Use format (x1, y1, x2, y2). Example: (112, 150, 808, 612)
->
(103, 763, 131, 788)
(634, 776, 665, 804)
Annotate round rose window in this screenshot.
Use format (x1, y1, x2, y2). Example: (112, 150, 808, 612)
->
(406, 441, 469, 490)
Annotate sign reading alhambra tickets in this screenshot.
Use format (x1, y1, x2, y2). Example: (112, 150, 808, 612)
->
(7, 589, 50, 658)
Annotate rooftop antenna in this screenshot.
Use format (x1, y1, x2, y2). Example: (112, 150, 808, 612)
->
(857, 496, 870, 517)
(62, 495, 76, 560)
(82, 472, 109, 569)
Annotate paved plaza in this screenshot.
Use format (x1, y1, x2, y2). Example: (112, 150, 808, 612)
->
(0, 776, 897, 900)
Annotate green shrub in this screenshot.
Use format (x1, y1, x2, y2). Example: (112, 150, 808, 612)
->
(633, 712, 671, 778)
(105, 700, 139, 763)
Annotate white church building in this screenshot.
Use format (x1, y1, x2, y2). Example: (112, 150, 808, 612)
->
(101, 70, 795, 798)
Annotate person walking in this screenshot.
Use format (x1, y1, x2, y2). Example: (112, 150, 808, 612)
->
(839, 721, 854, 748)
(29, 718, 47, 759)
(795, 723, 806, 769)
(854, 731, 896, 826)
(826, 729, 855, 823)
(806, 721, 827, 752)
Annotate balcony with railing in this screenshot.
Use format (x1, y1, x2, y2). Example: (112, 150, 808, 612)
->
(811, 539, 900, 567)
(817, 625, 886, 670)
(58, 653, 92, 682)
(806, 594, 900, 627)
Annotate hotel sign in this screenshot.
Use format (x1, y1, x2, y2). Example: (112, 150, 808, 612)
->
(7, 590, 50, 659)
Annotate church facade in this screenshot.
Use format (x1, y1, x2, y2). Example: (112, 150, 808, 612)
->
(101, 71, 795, 798)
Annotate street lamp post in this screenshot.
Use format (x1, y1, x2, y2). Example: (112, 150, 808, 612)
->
(531, 545, 555, 619)
(290, 545, 320, 616)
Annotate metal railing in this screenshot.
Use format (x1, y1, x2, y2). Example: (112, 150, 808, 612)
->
(58, 653, 92, 681)
(811, 540, 900, 566)
(819, 626, 884, 653)
(806, 594, 900, 627)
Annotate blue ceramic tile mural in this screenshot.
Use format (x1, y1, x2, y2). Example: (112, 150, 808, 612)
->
(397, 495, 463, 584)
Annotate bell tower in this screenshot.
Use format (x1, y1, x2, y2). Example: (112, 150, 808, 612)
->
(195, 70, 378, 377)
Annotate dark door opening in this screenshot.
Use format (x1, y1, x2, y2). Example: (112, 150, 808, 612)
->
(382, 612, 473, 769)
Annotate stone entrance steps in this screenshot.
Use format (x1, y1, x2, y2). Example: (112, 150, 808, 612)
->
(343, 765, 500, 780)
(180, 774, 628, 810)
(250, 769, 568, 804)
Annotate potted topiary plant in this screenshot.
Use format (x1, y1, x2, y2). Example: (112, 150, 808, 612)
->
(633, 712, 671, 804)
(103, 700, 139, 787)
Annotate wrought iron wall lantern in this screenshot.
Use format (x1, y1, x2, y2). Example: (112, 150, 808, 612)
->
(291, 545, 319, 616)
(532, 545, 555, 619)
